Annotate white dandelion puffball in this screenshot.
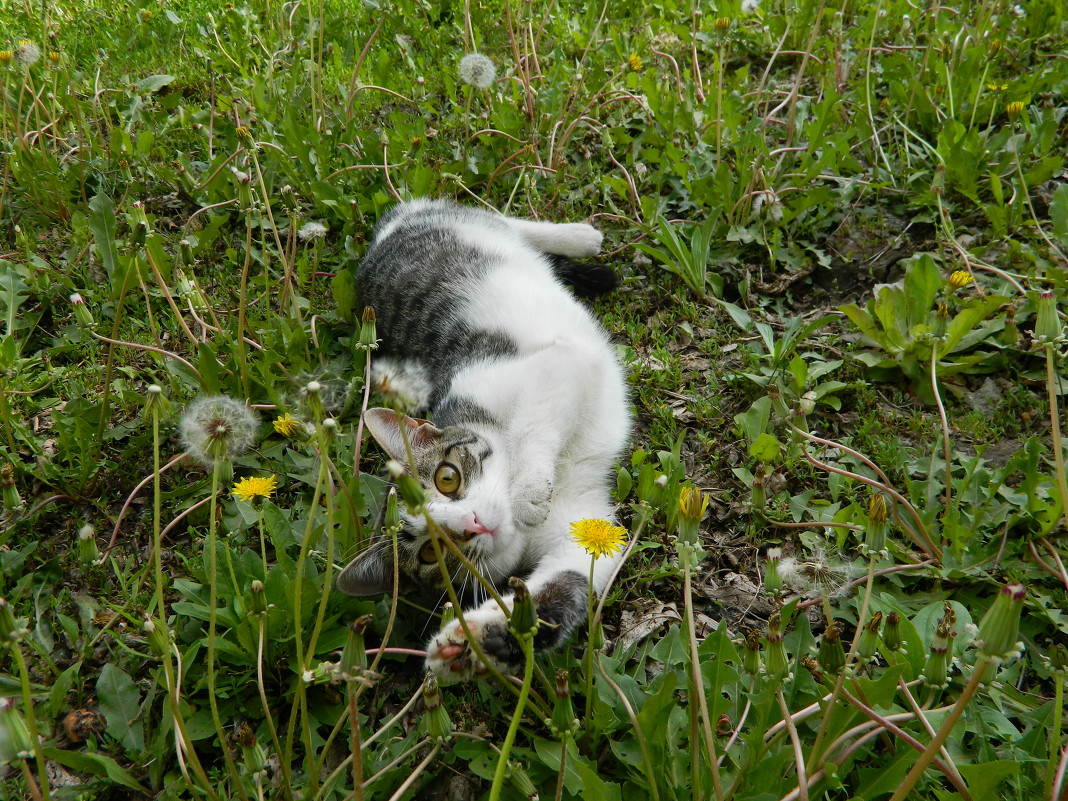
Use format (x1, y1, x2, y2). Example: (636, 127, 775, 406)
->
(297, 221, 328, 241)
(741, 0, 760, 14)
(458, 53, 497, 89)
(179, 395, 258, 465)
(15, 41, 41, 67)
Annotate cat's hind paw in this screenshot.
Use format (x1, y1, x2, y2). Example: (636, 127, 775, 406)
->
(425, 606, 522, 683)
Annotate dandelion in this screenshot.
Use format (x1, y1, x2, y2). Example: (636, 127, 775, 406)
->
(741, 0, 760, 14)
(297, 221, 328, 241)
(273, 412, 302, 437)
(1006, 100, 1025, 119)
(14, 41, 40, 67)
(713, 17, 731, 31)
(0, 51, 13, 64)
(626, 53, 643, 72)
(570, 518, 627, 559)
(179, 395, 258, 465)
(985, 81, 1007, 92)
(458, 53, 496, 89)
(948, 270, 973, 289)
(47, 51, 59, 64)
(232, 475, 277, 503)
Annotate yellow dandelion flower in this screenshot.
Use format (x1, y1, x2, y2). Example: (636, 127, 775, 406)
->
(626, 53, 643, 72)
(0, 51, 13, 64)
(948, 270, 973, 289)
(714, 17, 731, 31)
(571, 518, 627, 559)
(233, 475, 277, 503)
(1006, 101, 1025, 118)
(273, 412, 302, 437)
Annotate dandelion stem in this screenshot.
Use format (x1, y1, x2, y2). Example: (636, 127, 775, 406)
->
(488, 632, 535, 801)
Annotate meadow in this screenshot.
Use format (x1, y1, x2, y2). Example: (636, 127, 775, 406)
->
(1, 0, 1067, 798)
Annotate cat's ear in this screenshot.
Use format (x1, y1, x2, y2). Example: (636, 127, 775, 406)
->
(363, 408, 443, 463)
(336, 547, 412, 596)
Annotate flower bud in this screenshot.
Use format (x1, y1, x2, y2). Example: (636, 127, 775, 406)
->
(0, 463, 21, 512)
(931, 164, 945, 196)
(677, 486, 708, 547)
(921, 611, 956, 689)
(863, 493, 889, 556)
(77, 524, 99, 564)
(144, 616, 167, 657)
(70, 292, 96, 329)
(1034, 291, 1062, 345)
(856, 611, 883, 662)
(976, 582, 1025, 661)
(383, 488, 401, 530)
(763, 547, 782, 595)
(508, 576, 538, 637)
(508, 762, 538, 800)
(358, 306, 379, 351)
(948, 270, 973, 289)
(817, 620, 846, 676)
(439, 602, 455, 627)
(765, 611, 790, 678)
(742, 629, 762, 675)
(751, 464, 766, 509)
(249, 580, 267, 617)
(882, 611, 904, 653)
(340, 614, 373, 678)
(0, 598, 28, 645)
(0, 697, 33, 763)
(420, 674, 453, 741)
(547, 669, 580, 740)
(1049, 643, 1068, 675)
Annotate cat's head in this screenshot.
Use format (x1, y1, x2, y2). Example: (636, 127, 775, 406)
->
(336, 408, 520, 597)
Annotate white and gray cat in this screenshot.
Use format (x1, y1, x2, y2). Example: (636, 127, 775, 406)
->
(337, 199, 630, 682)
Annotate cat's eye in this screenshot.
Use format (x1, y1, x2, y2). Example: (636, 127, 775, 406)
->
(434, 463, 461, 495)
(418, 541, 438, 564)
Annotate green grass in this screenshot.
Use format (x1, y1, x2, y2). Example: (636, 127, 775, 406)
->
(2, 0, 1068, 798)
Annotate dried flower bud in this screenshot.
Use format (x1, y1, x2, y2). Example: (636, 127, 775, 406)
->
(508, 576, 538, 637)
(976, 583, 1025, 662)
(1049, 643, 1068, 675)
(742, 629, 762, 675)
(340, 614, 373, 678)
(882, 611, 904, 653)
(0, 463, 21, 512)
(1034, 291, 1062, 345)
(922, 611, 956, 689)
(763, 547, 782, 595)
(817, 620, 846, 676)
(358, 306, 379, 351)
(863, 493, 889, 556)
(765, 611, 790, 678)
(548, 668, 580, 739)
(420, 674, 453, 741)
(856, 611, 883, 662)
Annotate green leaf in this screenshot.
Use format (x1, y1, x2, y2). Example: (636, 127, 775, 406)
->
(957, 760, 1020, 801)
(1051, 183, 1068, 245)
(749, 432, 781, 463)
(134, 74, 176, 93)
(42, 747, 147, 792)
(0, 264, 29, 337)
(88, 194, 120, 285)
(96, 663, 145, 750)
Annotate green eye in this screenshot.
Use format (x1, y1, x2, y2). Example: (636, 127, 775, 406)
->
(434, 463, 461, 495)
(418, 540, 438, 564)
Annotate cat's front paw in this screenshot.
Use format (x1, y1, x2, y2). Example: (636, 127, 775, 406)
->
(512, 480, 552, 528)
(425, 605, 522, 683)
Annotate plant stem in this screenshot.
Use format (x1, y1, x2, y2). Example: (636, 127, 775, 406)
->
(1044, 344, 1068, 528)
(683, 560, 724, 801)
(488, 633, 535, 801)
(888, 657, 990, 801)
(1047, 672, 1065, 799)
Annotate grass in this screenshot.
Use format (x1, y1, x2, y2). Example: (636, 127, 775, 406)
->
(1, 0, 1067, 798)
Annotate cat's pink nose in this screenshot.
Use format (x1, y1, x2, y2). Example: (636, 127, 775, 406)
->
(463, 513, 494, 538)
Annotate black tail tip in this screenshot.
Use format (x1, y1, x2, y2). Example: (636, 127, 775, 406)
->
(549, 257, 620, 298)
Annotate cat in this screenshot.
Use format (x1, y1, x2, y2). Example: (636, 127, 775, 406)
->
(336, 199, 630, 682)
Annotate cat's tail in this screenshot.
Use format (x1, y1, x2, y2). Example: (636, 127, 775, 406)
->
(506, 217, 603, 259)
(547, 256, 619, 298)
(503, 216, 617, 297)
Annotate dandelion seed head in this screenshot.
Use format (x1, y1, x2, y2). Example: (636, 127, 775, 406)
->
(741, 0, 760, 14)
(458, 53, 496, 89)
(15, 41, 40, 67)
(179, 395, 258, 466)
(297, 221, 328, 241)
